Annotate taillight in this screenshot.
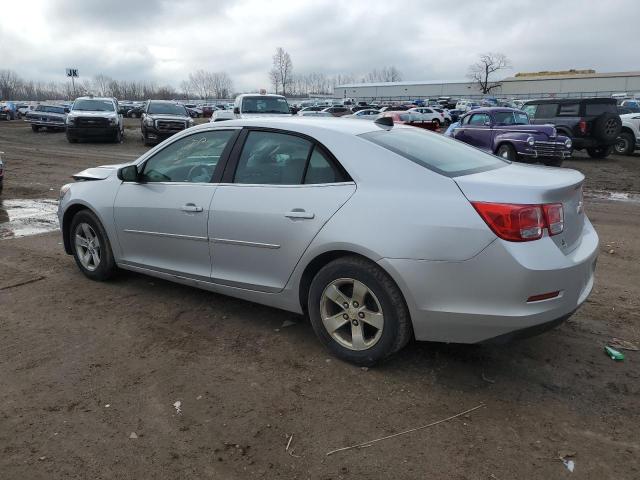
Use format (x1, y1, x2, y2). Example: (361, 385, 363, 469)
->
(543, 203, 564, 235)
(471, 202, 564, 242)
(578, 119, 587, 135)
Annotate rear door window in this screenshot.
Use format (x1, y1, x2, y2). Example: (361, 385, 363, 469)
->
(558, 103, 580, 116)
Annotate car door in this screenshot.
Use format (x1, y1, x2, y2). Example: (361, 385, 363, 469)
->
(209, 129, 356, 293)
(460, 113, 492, 151)
(113, 128, 239, 278)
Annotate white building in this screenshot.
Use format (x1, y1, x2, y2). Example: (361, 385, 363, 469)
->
(334, 71, 640, 101)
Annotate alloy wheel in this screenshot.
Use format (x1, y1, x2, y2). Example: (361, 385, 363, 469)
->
(615, 137, 629, 154)
(74, 223, 101, 271)
(320, 278, 384, 351)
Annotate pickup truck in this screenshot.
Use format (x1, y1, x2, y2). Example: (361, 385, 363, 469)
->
(614, 113, 640, 155)
(210, 93, 291, 122)
(24, 104, 69, 131)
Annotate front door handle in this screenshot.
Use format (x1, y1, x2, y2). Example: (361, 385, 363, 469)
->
(181, 203, 203, 213)
(285, 209, 315, 220)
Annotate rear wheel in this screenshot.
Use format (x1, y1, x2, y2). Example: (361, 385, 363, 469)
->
(308, 256, 412, 366)
(587, 146, 612, 159)
(70, 210, 116, 281)
(614, 132, 635, 156)
(496, 143, 518, 161)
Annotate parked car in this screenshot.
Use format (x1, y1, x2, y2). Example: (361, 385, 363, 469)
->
(24, 104, 69, 131)
(57, 117, 598, 365)
(322, 106, 351, 117)
(620, 99, 640, 109)
(522, 98, 622, 158)
(343, 109, 380, 120)
(379, 111, 439, 130)
(184, 104, 203, 118)
(0, 102, 17, 120)
(141, 100, 194, 146)
(297, 106, 325, 116)
(407, 107, 445, 126)
(201, 104, 217, 118)
(126, 105, 145, 118)
(452, 108, 572, 166)
(614, 113, 640, 155)
(118, 103, 134, 115)
(378, 105, 410, 113)
(448, 109, 464, 123)
(16, 104, 35, 118)
(0, 151, 4, 194)
(66, 96, 124, 143)
(618, 105, 640, 114)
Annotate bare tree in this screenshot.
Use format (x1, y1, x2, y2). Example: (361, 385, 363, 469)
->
(92, 74, 112, 96)
(363, 66, 403, 83)
(271, 47, 293, 96)
(0, 69, 22, 99)
(468, 52, 511, 94)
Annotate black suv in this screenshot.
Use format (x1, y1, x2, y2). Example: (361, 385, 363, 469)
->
(522, 98, 622, 158)
(141, 100, 194, 146)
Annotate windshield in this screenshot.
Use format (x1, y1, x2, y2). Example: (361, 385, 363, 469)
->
(360, 127, 506, 177)
(493, 111, 529, 125)
(73, 99, 115, 112)
(241, 96, 290, 114)
(148, 103, 188, 115)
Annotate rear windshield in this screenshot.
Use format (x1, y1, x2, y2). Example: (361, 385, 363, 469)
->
(585, 103, 617, 116)
(360, 127, 506, 177)
(241, 96, 290, 114)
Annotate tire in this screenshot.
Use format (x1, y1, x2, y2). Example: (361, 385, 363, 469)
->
(142, 131, 152, 146)
(614, 132, 635, 156)
(592, 113, 622, 143)
(307, 256, 412, 366)
(496, 143, 518, 161)
(114, 128, 123, 144)
(31, 124, 39, 132)
(587, 146, 612, 159)
(66, 134, 78, 143)
(70, 210, 116, 281)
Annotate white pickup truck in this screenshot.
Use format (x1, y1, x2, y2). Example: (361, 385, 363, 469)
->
(210, 93, 291, 122)
(615, 113, 640, 155)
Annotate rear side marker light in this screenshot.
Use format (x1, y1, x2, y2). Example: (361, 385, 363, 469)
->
(527, 291, 561, 302)
(578, 119, 587, 135)
(471, 202, 564, 242)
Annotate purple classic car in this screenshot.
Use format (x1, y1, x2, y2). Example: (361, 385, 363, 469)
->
(452, 107, 572, 166)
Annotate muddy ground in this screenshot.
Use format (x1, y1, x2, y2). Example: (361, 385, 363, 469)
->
(1, 119, 639, 479)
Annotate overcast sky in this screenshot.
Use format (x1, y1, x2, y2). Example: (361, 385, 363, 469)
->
(1, 0, 638, 91)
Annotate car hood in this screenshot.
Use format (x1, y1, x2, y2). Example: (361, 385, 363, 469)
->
(72, 163, 127, 181)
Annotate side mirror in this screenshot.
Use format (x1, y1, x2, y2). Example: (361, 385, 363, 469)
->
(233, 107, 240, 114)
(118, 164, 140, 182)
(64, 108, 70, 113)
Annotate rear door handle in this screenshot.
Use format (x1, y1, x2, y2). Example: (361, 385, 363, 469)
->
(181, 203, 203, 212)
(285, 209, 315, 220)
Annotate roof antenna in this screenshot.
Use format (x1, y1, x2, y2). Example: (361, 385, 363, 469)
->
(374, 116, 393, 128)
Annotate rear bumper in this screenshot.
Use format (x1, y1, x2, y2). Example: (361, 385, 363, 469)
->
(379, 217, 598, 343)
(67, 126, 118, 139)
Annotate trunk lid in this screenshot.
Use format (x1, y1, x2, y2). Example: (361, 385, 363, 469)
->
(454, 163, 585, 253)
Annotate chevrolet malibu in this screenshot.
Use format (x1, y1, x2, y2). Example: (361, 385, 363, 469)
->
(58, 117, 598, 365)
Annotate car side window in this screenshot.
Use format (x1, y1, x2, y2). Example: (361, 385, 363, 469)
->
(304, 147, 346, 184)
(234, 131, 313, 185)
(141, 130, 234, 183)
(469, 113, 489, 125)
(522, 105, 537, 118)
(534, 104, 558, 118)
(558, 103, 580, 116)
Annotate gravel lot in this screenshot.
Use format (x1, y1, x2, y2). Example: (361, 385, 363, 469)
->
(1, 119, 639, 479)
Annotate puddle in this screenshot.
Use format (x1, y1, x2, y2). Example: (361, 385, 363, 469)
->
(585, 190, 640, 204)
(0, 199, 59, 239)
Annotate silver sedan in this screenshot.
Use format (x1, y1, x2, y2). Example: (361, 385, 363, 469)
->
(58, 117, 599, 365)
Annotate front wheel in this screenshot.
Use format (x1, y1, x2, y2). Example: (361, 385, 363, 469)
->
(70, 210, 117, 281)
(308, 256, 412, 366)
(496, 143, 518, 161)
(614, 132, 635, 156)
(587, 146, 612, 159)
(113, 128, 123, 143)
